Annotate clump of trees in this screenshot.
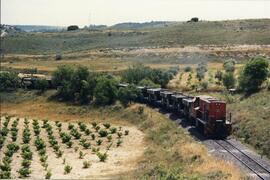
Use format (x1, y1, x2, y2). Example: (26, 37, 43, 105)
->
(122, 64, 177, 88)
(52, 65, 96, 104)
(67, 25, 79, 31)
(238, 58, 269, 93)
(0, 72, 20, 91)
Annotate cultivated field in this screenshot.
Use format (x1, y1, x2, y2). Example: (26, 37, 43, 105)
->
(0, 90, 244, 179)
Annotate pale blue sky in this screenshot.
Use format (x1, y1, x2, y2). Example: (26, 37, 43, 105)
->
(2, 0, 270, 26)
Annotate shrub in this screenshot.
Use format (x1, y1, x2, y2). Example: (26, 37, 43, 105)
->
(1, 127, 9, 136)
(38, 149, 46, 156)
(110, 127, 117, 134)
(21, 160, 31, 168)
(118, 84, 141, 106)
(124, 130, 129, 135)
(94, 76, 118, 105)
(34, 79, 49, 92)
(60, 132, 72, 143)
(98, 130, 108, 137)
(107, 135, 112, 142)
(103, 123, 111, 129)
(35, 138, 46, 150)
(70, 129, 81, 139)
(66, 141, 73, 148)
(222, 72, 236, 89)
(96, 152, 108, 162)
(0, 71, 20, 91)
(11, 131, 18, 142)
(85, 129, 91, 135)
(184, 66, 192, 72)
(91, 122, 97, 127)
(83, 161, 91, 169)
(68, 123, 74, 130)
(45, 170, 52, 179)
(79, 123, 87, 131)
(200, 81, 208, 90)
(117, 139, 123, 147)
(56, 150, 63, 158)
(117, 132, 123, 138)
(0, 170, 11, 179)
(40, 155, 48, 163)
(238, 58, 269, 93)
(91, 134, 95, 140)
(79, 151, 85, 159)
(196, 62, 208, 81)
(0, 161, 11, 171)
(95, 126, 100, 132)
(96, 139, 103, 146)
(64, 164, 72, 174)
(223, 59, 236, 72)
(21, 151, 33, 160)
(7, 143, 20, 153)
(18, 167, 31, 178)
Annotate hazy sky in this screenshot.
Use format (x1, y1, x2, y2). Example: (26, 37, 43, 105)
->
(2, 0, 270, 26)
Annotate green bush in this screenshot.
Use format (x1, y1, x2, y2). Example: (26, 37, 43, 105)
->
(96, 139, 103, 146)
(0, 72, 20, 91)
(83, 161, 91, 169)
(45, 170, 52, 179)
(96, 152, 108, 162)
(94, 76, 118, 105)
(238, 58, 269, 93)
(196, 62, 208, 81)
(34, 79, 49, 92)
(222, 72, 236, 89)
(64, 164, 72, 174)
(110, 127, 117, 134)
(118, 84, 141, 106)
(138, 78, 160, 88)
(21, 160, 31, 168)
(103, 123, 111, 129)
(98, 130, 108, 137)
(223, 59, 236, 72)
(18, 167, 31, 178)
(184, 66, 192, 72)
(35, 137, 46, 150)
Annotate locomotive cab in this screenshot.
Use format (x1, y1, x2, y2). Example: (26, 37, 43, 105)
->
(191, 96, 232, 138)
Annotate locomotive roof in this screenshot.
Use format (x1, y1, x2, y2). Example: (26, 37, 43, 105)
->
(197, 95, 225, 103)
(160, 91, 173, 95)
(171, 94, 186, 99)
(147, 88, 162, 92)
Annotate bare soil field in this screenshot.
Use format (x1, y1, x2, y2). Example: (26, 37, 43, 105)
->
(0, 116, 144, 179)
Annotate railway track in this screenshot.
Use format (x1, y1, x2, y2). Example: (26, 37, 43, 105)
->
(215, 140, 270, 180)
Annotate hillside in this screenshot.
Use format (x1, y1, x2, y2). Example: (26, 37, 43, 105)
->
(3, 19, 270, 54)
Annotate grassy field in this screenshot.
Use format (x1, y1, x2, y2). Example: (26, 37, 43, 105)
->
(3, 19, 270, 55)
(0, 90, 244, 179)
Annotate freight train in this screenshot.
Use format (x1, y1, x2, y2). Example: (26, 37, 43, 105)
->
(119, 84, 232, 138)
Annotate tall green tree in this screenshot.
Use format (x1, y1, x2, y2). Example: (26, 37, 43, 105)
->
(94, 77, 118, 105)
(238, 58, 269, 92)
